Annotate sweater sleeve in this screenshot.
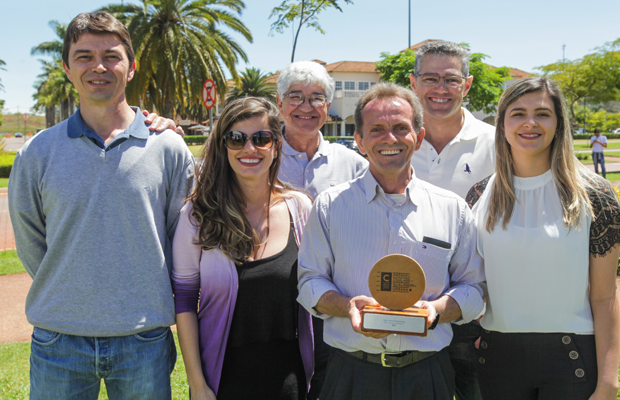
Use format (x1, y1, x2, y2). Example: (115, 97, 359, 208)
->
(165, 148, 196, 242)
(8, 148, 47, 278)
(172, 203, 202, 314)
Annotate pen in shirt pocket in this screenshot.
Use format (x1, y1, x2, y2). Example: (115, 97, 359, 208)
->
(422, 236, 451, 250)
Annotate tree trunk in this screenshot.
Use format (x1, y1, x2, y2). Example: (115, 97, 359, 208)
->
(60, 99, 69, 121)
(69, 94, 75, 115)
(45, 105, 56, 128)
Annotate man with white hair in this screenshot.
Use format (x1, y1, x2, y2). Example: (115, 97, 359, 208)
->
(276, 60, 368, 399)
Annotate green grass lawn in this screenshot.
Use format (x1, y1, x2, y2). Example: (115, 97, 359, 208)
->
(0, 250, 25, 275)
(0, 332, 189, 399)
(188, 145, 204, 157)
(0, 178, 9, 188)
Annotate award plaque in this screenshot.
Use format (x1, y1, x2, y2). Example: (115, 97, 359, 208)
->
(361, 254, 429, 336)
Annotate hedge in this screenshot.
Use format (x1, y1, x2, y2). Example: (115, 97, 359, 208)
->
(184, 135, 209, 146)
(573, 133, 620, 140)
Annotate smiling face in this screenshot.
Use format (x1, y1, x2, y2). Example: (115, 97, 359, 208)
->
(503, 91, 558, 172)
(63, 32, 135, 107)
(410, 54, 472, 122)
(355, 97, 424, 187)
(277, 83, 330, 139)
(227, 116, 278, 183)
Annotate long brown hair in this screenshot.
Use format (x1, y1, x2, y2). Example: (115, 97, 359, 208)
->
(487, 77, 593, 232)
(189, 97, 286, 263)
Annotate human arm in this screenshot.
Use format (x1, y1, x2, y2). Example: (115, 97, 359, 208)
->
(7, 149, 46, 277)
(142, 110, 185, 137)
(165, 153, 196, 242)
(588, 245, 620, 400)
(176, 312, 217, 400)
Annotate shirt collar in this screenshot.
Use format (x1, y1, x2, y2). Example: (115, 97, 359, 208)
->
(67, 106, 149, 141)
(453, 108, 480, 142)
(360, 167, 420, 206)
(281, 127, 330, 157)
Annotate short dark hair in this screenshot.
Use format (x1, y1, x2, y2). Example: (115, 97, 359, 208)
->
(354, 82, 423, 137)
(414, 40, 470, 77)
(594, 128, 601, 133)
(63, 11, 135, 66)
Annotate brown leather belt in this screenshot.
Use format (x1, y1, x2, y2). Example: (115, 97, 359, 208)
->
(342, 348, 436, 368)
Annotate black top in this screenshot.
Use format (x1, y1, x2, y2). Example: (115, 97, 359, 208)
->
(465, 173, 620, 256)
(227, 218, 299, 348)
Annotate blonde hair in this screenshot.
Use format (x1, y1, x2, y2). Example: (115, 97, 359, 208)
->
(189, 97, 294, 263)
(486, 77, 593, 232)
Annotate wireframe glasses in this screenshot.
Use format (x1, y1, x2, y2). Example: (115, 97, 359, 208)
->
(414, 73, 468, 88)
(223, 130, 274, 150)
(283, 91, 327, 108)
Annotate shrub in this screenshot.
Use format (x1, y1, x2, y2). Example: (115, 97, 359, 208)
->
(184, 135, 209, 146)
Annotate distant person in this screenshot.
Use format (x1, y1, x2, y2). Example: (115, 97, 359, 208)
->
(409, 40, 495, 400)
(298, 82, 485, 400)
(467, 77, 620, 400)
(276, 60, 368, 399)
(8, 11, 195, 399)
(590, 128, 607, 178)
(172, 97, 313, 399)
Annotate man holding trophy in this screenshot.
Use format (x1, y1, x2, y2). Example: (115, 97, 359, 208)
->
(297, 82, 485, 400)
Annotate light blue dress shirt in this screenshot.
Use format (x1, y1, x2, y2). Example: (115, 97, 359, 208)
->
(297, 168, 485, 353)
(278, 131, 368, 199)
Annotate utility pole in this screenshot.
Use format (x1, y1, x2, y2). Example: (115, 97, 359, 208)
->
(408, 0, 411, 49)
(562, 44, 566, 61)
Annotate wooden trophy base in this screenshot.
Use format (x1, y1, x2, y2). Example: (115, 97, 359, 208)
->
(361, 305, 429, 336)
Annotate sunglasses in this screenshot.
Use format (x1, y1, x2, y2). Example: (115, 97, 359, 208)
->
(223, 130, 275, 150)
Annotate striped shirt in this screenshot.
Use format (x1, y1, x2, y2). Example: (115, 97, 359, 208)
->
(278, 131, 368, 199)
(297, 168, 485, 353)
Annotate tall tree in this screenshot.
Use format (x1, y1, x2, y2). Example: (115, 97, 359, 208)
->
(269, 0, 353, 62)
(536, 38, 620, 120)
(31, 21, 77, 125)
(226, 67, 277, 104)
(102, 0, 252, 118)
(0, 58, 6, 92)
(375, 48, 511, 114)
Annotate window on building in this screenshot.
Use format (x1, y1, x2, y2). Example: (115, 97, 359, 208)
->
(358, 82, 369, 91)
(344, 81, 355, 91)
(335, 81, 342, 91)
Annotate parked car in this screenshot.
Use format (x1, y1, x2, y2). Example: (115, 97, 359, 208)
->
(613, 128, 620, 134)
(15, 132, 23, 138)
(335, 138, 366, 158)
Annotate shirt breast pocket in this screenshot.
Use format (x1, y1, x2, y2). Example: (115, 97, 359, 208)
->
(410, 241, 452, 295)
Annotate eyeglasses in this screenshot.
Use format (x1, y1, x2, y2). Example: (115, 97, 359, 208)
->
(223, 130, 275, 150)
(414, 73, 468, 88)
(283, 91, 327, 108)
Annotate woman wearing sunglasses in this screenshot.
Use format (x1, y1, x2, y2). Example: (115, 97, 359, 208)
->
(172, 97, 313, 400)
(466, 77, 620, 399)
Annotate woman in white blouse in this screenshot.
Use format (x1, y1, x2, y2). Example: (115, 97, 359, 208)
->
(466, 77, 620, 400)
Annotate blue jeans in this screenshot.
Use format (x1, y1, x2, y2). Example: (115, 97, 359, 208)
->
(592, 152, 606, 178)
(448, 321, 483, 400)
(30, 326, 176, 400)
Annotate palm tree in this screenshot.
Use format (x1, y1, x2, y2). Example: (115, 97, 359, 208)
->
(0, 59, 6, 92)
(32, 59, 79, 127)
(102, 0, 253, 118)
(226, 67, 277, 104)
(31, 21, 77, 126)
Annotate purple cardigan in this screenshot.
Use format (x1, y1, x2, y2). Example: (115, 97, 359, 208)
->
(172, 194, 314, 395)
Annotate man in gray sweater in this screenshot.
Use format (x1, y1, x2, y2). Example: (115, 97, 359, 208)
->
(8, 12, 194, 399)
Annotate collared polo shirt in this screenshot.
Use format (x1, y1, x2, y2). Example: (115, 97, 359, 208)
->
(297, 168, 485, 354)
(278, 131, 368, 199)
(411, 108, 495, 199)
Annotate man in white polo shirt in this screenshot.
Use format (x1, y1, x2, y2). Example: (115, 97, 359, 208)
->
(409, 41, 495, 400)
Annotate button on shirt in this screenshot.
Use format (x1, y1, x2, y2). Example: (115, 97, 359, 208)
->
(411, 108, 495, 199)
(297, 169, 485, 354)
(278, 131, 368, 198)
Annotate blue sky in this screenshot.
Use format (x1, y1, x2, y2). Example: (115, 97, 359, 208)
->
(1, 0, 618, 115)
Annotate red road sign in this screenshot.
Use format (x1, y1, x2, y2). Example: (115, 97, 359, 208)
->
(22, 113, 29, 122)
(202, 79, 217, 109)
